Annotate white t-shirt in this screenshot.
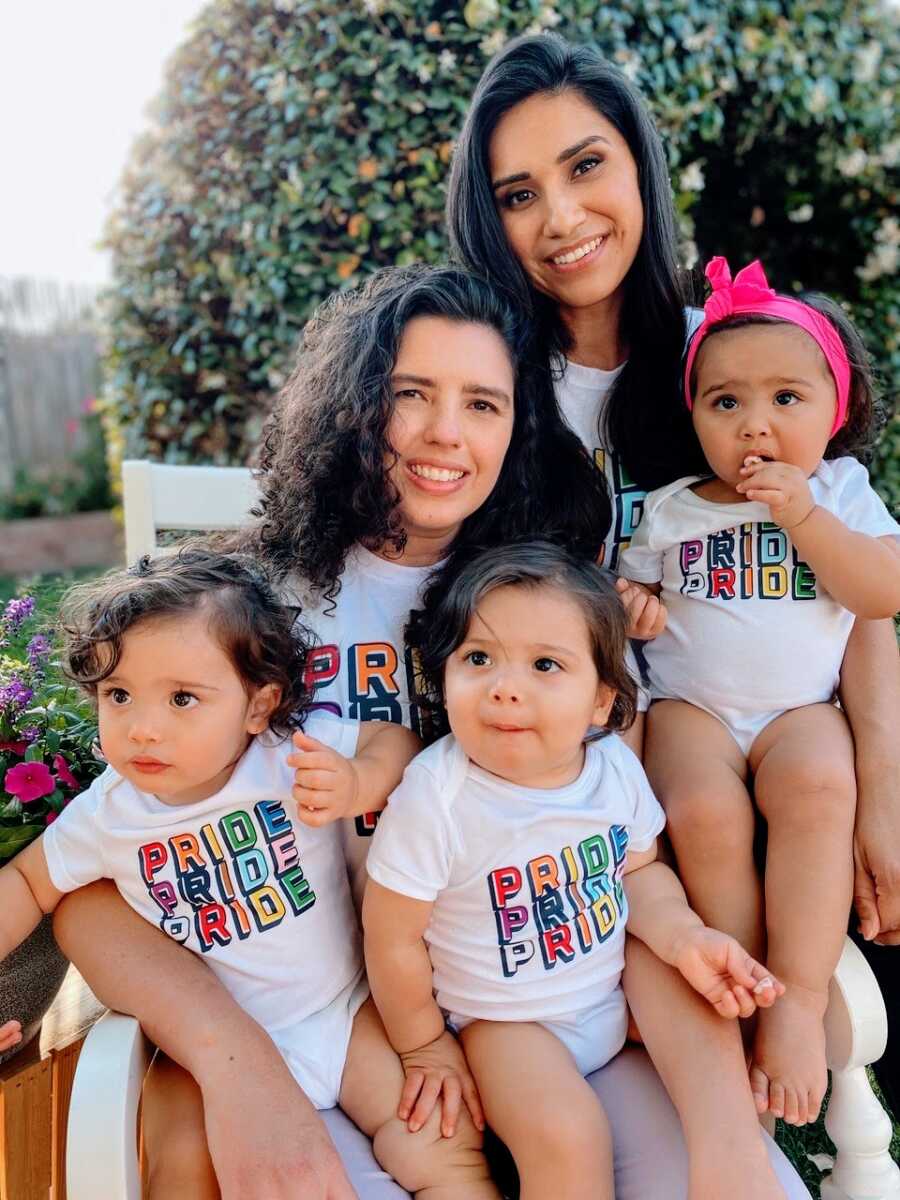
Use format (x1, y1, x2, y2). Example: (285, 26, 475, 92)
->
(43, 715, 362, 1045)
(287, 545, 444, 904)
(366, 733, 665, 1022)
(619, 457, 900, 715)
(554, 311, 704, 571)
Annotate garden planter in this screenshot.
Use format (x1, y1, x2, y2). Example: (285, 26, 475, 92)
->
(0, 914, 69, 1065)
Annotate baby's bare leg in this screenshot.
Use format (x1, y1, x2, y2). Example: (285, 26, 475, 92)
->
(645, 700, 764, 959)
(460, 1020, 613, 1200)
(143, 1053, 220, 1200)
(749, 703, 856, 1126)
(340, 998, 499, 1199)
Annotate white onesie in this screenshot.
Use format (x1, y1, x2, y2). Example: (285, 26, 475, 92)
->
(366, 733, 665, 1075)
(42, 714, 367, 1109)
(619, 457, 900, 755)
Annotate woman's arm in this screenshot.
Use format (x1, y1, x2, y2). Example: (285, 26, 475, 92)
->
(839, 618, 900, 944)
(363, 879, 483, 1137)
(53, 881, 355, 1200)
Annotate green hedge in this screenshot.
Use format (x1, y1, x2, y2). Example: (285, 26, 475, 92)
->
(103, 0, 898, 510)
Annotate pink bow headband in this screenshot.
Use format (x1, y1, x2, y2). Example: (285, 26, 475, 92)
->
(683, 257, 851, 437)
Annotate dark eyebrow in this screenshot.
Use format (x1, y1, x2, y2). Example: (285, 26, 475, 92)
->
(699, 376, 814, 400)
(491, 136, 611, 191)
(392, 374, 512, 406)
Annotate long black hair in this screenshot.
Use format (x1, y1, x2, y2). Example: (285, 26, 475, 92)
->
(447, 33, 705, 489)
(251, 263, 610, 602)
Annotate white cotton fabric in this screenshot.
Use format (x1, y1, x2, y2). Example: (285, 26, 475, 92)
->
(287, 546, 445, 907)
(554, 309, 704, 572)
(367, 732, 664, 1054)
(42, 714, 366, 1108)
(619, 457, 900, 753)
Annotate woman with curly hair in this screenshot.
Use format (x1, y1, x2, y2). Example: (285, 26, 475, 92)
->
(49, 263, 613, 1199)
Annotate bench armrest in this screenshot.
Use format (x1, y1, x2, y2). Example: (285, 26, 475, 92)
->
(66, 1011, 153, 1200)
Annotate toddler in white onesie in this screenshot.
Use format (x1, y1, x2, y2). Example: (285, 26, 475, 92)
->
(364, 541, 783, 1200)
(620, 257, 900, 1129)
(0, 549, 507, 1200)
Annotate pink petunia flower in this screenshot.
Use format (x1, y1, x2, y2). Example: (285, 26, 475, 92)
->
(53, 754, 79, 790)
(0, 740, 29, 756)
(4, 761, 55, 804)
(45, 811, 58, 825)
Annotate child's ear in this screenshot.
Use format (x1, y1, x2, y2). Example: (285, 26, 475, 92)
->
(246, 683, 282, 734)
(591, 684, 617, 730)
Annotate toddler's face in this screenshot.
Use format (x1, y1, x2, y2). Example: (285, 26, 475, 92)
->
(691, 323, 838, 494)
(96, 610, 277, 805)
(443, 583, 615, 789)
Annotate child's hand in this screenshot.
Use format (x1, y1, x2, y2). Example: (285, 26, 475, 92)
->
(287, 731, 360, 827)
(615, 578, 667, 640)
(398, 1029, 485, 1139)
(672, 927, 784, 1019)
(736, 458, 815, 529)
(0, 1020, 22, 1053)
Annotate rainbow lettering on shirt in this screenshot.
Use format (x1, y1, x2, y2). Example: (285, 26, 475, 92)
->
(678, 523, 817, 601)
(137, 800, 315, 953)
(487, 828, 629, 977)
(594, 447, 645, 570)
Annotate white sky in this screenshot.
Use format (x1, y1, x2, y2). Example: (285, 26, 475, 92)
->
(1, 1, 210, 288)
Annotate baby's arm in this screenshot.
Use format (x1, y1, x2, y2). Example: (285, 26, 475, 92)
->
(362, 880, 483, 1138)
(623, 841, 782, 1019)
(0, 838, 64, 1050)
(288, 721, 421, 827)
(737, 459, 900, 617)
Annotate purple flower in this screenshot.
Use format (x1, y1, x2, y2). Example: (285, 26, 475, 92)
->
(26, 634, 52, 673)
(2, 596, 36, 635)
(0, 676, 34, 714)
(4, 761, 55, 804)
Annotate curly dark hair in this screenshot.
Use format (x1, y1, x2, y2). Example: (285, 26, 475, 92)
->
(249, 263, 611, 603)
(61, 547, 312, 737)
(407, 539, 637, 741)
(446, 33, 703, 490)
(685, 294, 885, 467)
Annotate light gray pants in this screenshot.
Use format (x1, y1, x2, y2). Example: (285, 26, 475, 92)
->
(321, 1044, 810, 1198)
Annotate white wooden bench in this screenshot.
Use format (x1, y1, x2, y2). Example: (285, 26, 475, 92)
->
(64, 460, 900, 1200)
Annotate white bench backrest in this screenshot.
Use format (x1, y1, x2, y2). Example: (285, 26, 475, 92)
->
(121, 460, 261, 563)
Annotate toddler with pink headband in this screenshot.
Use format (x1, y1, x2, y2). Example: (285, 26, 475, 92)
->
(619, 257, 900, 1128)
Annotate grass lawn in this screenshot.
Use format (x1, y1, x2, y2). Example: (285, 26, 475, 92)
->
(2, 568, 897, 1194)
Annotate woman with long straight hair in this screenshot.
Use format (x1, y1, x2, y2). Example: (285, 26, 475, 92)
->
(440, 30, 897, 1197)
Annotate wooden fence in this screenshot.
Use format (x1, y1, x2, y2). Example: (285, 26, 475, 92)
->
(0, 278, 101, 493)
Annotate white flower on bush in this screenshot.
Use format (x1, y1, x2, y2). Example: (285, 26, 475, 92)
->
(680, 161, 705, 192)
(858, 241, 899, 283)
(439, 49, 457, 73)
(683, 25, 715, 52)
(417, 62, 433, 83)
(853, 42, 882, 84)
(266, 70, 289, 104)
(837, 148, 869, 178)
(614, 47, 642, 82)
(199, 370, 228, 392)
(464, 0, 500, 29)
(362, 0, 387, 14)
(787, 203, 814, 223)
(480, 28, 506, 56)
(878, 138, 900, 168)
(807, 82, 829, 115)
(537, 5, 561, 27)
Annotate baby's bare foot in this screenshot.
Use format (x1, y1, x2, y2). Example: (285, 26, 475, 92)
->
(750, 984, 828, 1125)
